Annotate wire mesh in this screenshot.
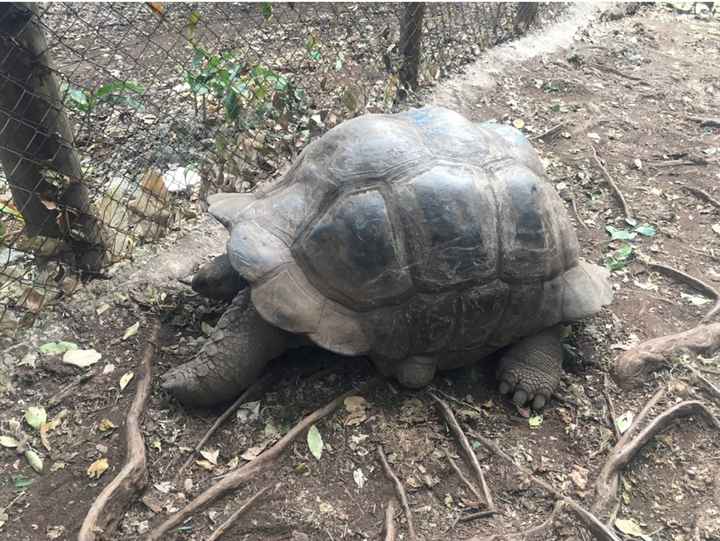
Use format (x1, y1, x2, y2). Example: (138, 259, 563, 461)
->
(0, 2, 568, 334)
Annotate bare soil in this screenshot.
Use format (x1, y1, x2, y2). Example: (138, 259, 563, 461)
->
(2, 5, 720, 541)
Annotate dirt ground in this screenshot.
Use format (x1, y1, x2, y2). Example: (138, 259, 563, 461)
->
(2, 4, 720, 541)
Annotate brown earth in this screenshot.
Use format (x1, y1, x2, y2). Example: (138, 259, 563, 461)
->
(2, 5, 720, 541)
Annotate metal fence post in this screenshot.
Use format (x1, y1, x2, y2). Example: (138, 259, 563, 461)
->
(398, 2, 425, 100)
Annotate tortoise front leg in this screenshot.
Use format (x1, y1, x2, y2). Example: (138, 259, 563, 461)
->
(161, 289, 288, 407)
(496, 325, 563, 410)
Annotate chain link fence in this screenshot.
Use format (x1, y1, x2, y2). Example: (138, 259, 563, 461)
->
(0, 2, 568, 333)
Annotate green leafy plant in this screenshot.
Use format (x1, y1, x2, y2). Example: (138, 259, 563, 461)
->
(185, 47, 304, 123)
(63, 81, 145, 113)
(603, 222, 655, 271)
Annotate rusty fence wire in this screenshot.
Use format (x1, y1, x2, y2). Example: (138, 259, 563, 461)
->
(0, 2, 568, 333)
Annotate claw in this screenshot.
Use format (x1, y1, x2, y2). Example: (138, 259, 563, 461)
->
(512, 389, 528, 406)
(532, 394, 547, 410)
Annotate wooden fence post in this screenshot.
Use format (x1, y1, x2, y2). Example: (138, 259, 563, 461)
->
(398, 2, 425, 100)
(0, 2, 104, 272)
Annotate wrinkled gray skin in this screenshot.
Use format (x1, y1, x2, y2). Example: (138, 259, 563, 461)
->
(162, 106, 612, 408)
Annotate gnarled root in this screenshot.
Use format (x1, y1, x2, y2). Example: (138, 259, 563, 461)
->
(592, 399, 720, 519)
(145, 378, 379, 540)
(613, 323, 720, 388)
(79, 320, 160, 541)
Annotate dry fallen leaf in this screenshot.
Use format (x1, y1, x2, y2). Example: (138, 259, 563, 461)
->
(63, 349, 102, 368)
(0, 435, 19, 448)
(25, 449, 44, 473)
(195, 459, 215, 471)
(119, 371, 134, 391)
(199, 448, 219, 465)
(87, 458, 109, 479)
(98, 419, 117, 432)
(123, 321, 140, 340)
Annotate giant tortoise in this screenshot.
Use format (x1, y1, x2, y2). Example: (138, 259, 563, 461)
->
(163, 106, 612, 408)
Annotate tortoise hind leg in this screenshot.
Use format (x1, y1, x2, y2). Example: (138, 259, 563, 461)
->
(161, 289, 288, 407)
(496, 325, 563, 410)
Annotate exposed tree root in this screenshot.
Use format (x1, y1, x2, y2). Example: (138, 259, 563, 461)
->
(614, 323, 720, 388)
(592, 399, 720, 518)
(430, 393, 494, 511)
(684, 185, 720, 210)
(383, 498, 398, 541)
(79, 320, 161, 541)
(690, 368, 720, 405)
(468, 430, 620, 541)
(206, 484, 274, 541)
(530, 122, 565, 141)
(590, 144, 631, 220)
(175, 369, 280, 481)
(646, 261, 720, 322)
(603, 375, 621, 442)
(446, 451, 485, 508)
(688, 116, 720, 128)
(378, 445, 417, 541)
(464, 501, 564, 541)
(145, 378, 380, 540)
(48, 368, 96, 408)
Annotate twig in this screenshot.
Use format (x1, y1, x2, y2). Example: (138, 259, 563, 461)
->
(614, 323, 720, 387)
(688, 116, 720, 128)
(592, 63, 645, 82)
(468, 430, 620, 541)
(458, 510, 498, 523)
(530, 122, 565, 141)
(384, 498, 398, 541)
(430, 393, 494, 511)
(599, 384, 666, 523)
(145, 378, 380, 540)
(590, 144, 631, 219)
(175, 369, 280, 481)
(446, 451, 485, 507)
(570, 192, 589, 231)
(377, 445, 417, 541)
(592, 400, 720, 518)
(463, 501, 564, 541)
(603, 375, 621, 442)
(689, 367, 720, 405)
(79, 320, 161, 541)
(684, 186, 720, 210)
(648, 158, 711, 167)
(206, 484, 274, 541)
(646, 261, 720, 322)
(48, 369, 96, 408)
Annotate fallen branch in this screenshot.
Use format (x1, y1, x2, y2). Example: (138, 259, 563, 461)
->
(647, 158, 711, 167)
(175, 369, 280, 481)
(603, 375, 621, 442)
(468, 430, 619, 541)
(592, 63, 645, 82)
(592, 400, 720, 517)
(688, 116, 720, 128)
(590, 144, 632, 220)
(689, 367, 720, 405)
(614, 323, 720, 388)
(683, 185, 720, 210)
(206, 484, 273, 541)
(48, 369, 96, 408)
(145, 378, 380, 540)
(378, 445, 417, 541)
(646, 261, 720, 322)
(446, 451, 485, 508)
(464, 501, 564, 541)
(383, 498, 398, 541)
(79, 320, 161, 541)
(430, 393, 494, 511)
(530, 122, 565, 141)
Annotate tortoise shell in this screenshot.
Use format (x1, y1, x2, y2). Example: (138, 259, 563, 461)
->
(209, 107, 611, 368)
